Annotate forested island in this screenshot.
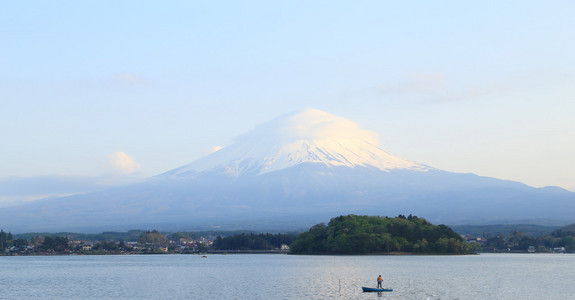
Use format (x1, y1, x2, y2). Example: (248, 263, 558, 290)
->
(290, 214, 472, 254)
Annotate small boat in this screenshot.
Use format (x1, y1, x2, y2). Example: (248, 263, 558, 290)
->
(362, 286, 393, 292)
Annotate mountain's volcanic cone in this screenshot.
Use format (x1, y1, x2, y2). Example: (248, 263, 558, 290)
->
(163, 108, 428, 178)
(1, 109, 574, 232)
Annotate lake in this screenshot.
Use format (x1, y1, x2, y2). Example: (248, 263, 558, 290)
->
(1, 253, 573, 299)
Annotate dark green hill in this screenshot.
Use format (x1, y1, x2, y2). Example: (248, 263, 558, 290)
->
(559, 223, 575, 234)
(290, 214, 471, 255)
(451, 224, 560, 238)
(551, 222, 575, 238)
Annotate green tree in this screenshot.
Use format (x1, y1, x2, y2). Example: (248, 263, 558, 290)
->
(0, 230, 7, 250)
(95, 241, 119, 251)
(30, 236, 44, 247)
(42, 236, 70, 252)
(290, 223, 328, 254)
(12, 238, 29, 248)
(138, 230, 168, 247)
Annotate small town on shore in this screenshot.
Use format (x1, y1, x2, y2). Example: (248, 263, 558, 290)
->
(0, 229, 293, 256)
(2, 215, 574, 256)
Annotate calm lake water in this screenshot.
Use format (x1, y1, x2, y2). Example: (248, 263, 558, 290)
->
(1, 253, 573, 299)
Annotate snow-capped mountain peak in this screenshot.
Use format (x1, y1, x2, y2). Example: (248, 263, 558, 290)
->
(2, 108, 573, 232)
(163, 109, 427, 177)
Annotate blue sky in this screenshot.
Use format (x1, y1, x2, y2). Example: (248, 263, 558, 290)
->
(1, 1, 574, 204)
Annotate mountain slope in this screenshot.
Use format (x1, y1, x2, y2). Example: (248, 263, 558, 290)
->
(163, 109, 428, 177)
(1, 109, 574, 232)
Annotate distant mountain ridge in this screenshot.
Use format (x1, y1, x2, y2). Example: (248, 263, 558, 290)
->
(0, 109, 574, 232)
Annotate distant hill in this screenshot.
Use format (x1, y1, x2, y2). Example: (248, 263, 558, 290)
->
(451, 224, 561, 237)
(560, 223, 575, 233)
(551, 222, 575, 237)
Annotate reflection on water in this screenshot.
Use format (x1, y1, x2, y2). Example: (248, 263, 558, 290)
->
(1, 253, 574, 299)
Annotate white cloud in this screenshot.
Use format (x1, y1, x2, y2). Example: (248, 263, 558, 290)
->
(107, 152, 141, 175)
(380, 73, 505, 103)
(0, 175, 145, 207)
(381, 73, 447, 94)
(204, 146, 223, 155)
(0, 195, 50, 208)
(238, 108, 380, 145)
(115, 73, 150, 85)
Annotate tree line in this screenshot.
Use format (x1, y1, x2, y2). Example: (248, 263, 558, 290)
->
(0, 230, 13, 250)
(0, 229, 296, 255)
(1, 229, 72, 253)
(212, 233, 296, 250)
(480, 225, 575, 252)
(4, 218, 573, 255)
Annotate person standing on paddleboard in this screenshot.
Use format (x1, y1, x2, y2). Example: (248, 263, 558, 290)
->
(377, 275, 383, 288)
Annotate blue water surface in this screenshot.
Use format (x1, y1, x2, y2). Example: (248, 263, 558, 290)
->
(1, 253, 573, 299)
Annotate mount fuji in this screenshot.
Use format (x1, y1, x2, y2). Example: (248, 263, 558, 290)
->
(164, 108, 428, 177)
(1, 109, 574, 232)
